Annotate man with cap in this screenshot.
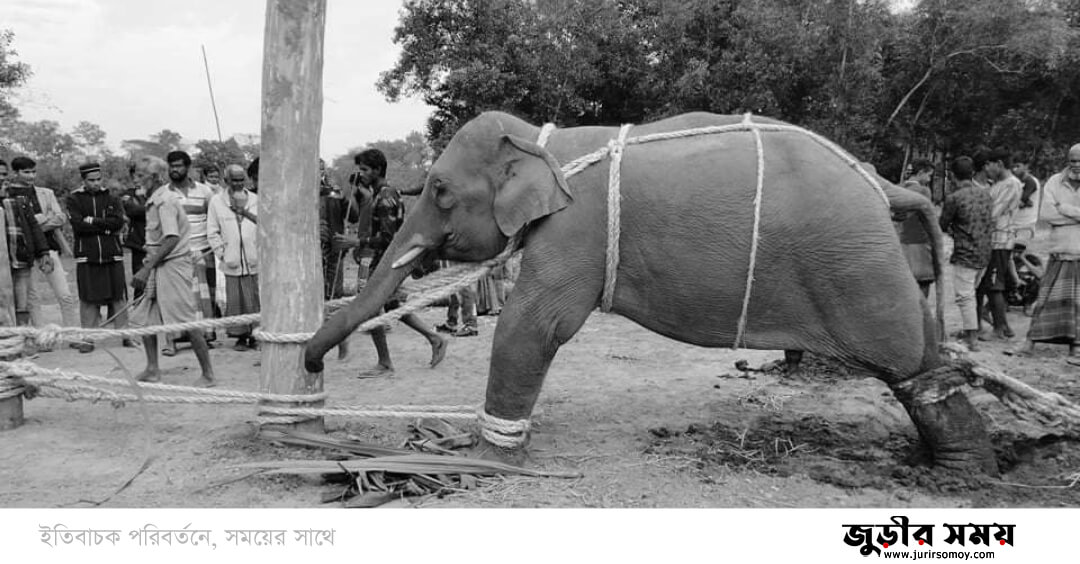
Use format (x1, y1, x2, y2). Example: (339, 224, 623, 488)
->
(66, 162, 135, 351)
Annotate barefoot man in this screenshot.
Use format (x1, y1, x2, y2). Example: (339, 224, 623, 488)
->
(129, 156, 215, 386)
(335, 148, 446, 376)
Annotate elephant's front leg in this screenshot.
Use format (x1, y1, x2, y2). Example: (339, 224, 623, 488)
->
(478, 269, 599, 455)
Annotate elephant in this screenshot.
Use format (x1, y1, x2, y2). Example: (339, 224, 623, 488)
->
(304, 111, 997, 474)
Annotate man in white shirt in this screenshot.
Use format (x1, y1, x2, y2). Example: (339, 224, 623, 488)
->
(1017, 143, 1080, 364)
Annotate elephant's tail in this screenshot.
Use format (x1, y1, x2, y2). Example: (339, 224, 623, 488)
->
(918, 207, 947, 345)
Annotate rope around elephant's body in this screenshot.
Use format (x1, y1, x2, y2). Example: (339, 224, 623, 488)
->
(735, 114, 768, 349)
(547, 114, 889, 351)
(602, 124, 633, 313)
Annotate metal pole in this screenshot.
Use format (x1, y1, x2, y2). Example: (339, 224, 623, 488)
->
(202, 44, 224, 143)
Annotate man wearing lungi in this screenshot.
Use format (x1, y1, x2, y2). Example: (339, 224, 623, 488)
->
(162, 151, 218, 355)
(129, 156, 216, 387)
(66, 162, 136, 352)
(1017, 144, 1080, 365)
(207, 164, 260, 351)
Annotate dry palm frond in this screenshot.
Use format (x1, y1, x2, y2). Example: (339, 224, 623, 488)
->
(258, 429, 412, 457)
(238, 453, 580, 478)
(243, 422, 580, 507)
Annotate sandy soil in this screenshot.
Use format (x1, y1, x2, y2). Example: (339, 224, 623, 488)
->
(1, 255, 1078, 509)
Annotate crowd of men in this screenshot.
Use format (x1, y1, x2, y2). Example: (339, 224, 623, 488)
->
(902, 143, 1080, 366)
(0, 147, 458, 386)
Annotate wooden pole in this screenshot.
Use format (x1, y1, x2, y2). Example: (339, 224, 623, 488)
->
(257, 0, 326, 433)
(201, 45, 225, 143)
(0, 210, 23, 431)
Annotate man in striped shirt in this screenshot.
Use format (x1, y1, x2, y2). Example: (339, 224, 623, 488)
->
(975, 147, 1022, 341)
(164, 151, 218, 354)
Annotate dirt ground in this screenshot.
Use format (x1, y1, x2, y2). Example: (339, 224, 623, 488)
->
(1, 252, 1078, 509)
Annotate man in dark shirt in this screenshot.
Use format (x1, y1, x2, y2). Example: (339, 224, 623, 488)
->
(940, 156, 993, 350)
(67, 162, 133, 351)
(335, 149, 446, 376)
(122, 163, 149, 299)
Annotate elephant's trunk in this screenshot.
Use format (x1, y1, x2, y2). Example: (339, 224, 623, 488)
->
(303, 230, 436, 373)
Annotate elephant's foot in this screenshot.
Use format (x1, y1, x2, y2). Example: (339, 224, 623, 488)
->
(890, 365, 998, 475)
(465, 434, 530, 467)
(783, 350, 804, 375)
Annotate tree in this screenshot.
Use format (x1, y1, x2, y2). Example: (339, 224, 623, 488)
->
(121, 129, 187, 159)
(881, 0, 1080, 177)
(0, 29, 32, 154)
(0, 30, 31, 124)
(329, 131, 433, 193)
(71, 120, 107, 155)
(378, 0, 1080, 183)
(192, 138, 248, 172)
(379, 0, 659, 151)
(11, 120, 76, 162)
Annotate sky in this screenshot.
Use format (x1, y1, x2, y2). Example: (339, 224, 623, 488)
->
(5, 0, 434, 161)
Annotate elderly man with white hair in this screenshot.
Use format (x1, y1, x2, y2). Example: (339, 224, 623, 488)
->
(1017, 144, 1080, 365)
(207, 164, 260, 351)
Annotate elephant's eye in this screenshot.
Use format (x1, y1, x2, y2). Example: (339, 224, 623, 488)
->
(432, 181, 456, 210)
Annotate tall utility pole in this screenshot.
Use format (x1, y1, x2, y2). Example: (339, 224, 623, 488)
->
(202, 44, 224, 143)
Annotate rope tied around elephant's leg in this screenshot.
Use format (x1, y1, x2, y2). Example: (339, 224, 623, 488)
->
(601, 124, 633, 313)
(891, 364, 972, 407)
(476, 407, 531, 449)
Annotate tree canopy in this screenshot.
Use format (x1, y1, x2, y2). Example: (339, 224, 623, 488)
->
(380, 0, 1080, 180)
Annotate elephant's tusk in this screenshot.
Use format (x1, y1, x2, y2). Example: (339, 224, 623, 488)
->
(392, 246, 426, 269)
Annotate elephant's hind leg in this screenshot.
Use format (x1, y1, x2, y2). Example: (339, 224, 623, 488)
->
(879, 302, 998, 474)
(888, 365, 998, 474)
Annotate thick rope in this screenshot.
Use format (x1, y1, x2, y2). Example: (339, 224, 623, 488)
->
(476, 408, 530, 449)
(0, 360, 479, 421)
(536, 123, 556, 148)
(0, 362, 328, 403)
(0, 250, 518, 349)
(733, 114, 767, 349)
(559, 121, 889, 207)
(601, 124, 633, 313)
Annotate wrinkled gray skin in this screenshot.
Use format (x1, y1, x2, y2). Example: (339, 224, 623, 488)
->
(305, 111, 996, 474)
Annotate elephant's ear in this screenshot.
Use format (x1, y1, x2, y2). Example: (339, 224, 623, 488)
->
(493, 134, 573, 237)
